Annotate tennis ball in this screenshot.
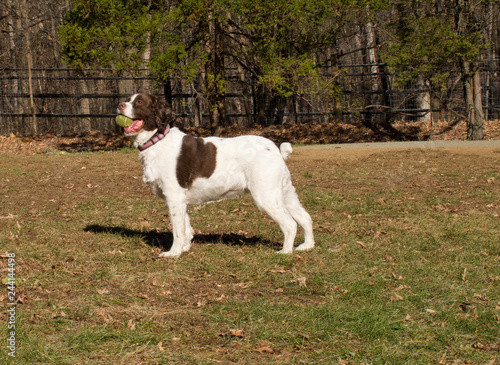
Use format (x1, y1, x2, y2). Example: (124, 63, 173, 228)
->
(115, 114, 134, 128)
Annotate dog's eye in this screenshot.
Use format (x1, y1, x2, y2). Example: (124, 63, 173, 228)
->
(136, 100, 143, 105)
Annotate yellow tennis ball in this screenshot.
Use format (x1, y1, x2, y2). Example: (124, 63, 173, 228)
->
(115, 114, 134, 127)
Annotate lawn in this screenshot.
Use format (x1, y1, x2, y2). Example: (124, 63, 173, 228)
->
(1, 144, 499, 364)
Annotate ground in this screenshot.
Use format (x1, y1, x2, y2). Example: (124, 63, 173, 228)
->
(0, 120, 499, 364)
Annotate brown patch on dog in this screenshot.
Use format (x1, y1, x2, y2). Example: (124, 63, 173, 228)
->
(176, 135, 217, 188)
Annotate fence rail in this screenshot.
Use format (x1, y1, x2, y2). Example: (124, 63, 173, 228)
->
(1, 62, 500, 136)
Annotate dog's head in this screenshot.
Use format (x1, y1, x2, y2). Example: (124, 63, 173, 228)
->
(117, 94, 173, 134)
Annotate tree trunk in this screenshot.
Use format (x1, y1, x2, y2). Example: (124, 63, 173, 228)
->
(417, 76, 431, 123)
(363, 21, 399, 135)
(192, 73, 204, 127)
(164, 79, 173, 106)
(365, 20, 383, 124)
(20, 0, 37, 135)
(205, 11, 226, 135)
(79, 79, 92, 133)
(462, 60, 485, 140)
(455, 0, 484, 140)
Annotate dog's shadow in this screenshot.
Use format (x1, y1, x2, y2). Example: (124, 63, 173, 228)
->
(83, 224, 275, 252)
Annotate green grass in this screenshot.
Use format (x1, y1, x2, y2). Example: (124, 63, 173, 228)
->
(0, 147, 499, 364)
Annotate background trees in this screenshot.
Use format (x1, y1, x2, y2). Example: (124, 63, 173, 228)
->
(1, 0, 499, 139)
(380, 0, 492, 140)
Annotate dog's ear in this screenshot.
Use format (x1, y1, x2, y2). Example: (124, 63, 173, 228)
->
(153, 96, 174, 130)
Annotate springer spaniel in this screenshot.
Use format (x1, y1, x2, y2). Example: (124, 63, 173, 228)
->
(117, 93, 314, 257)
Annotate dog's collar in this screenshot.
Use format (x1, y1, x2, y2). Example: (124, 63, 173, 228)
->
(138, 127, 170, 151)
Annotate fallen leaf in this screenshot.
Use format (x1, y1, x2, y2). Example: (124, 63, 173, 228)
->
(127, 319, 136, 330)
(473, 293, 487, 301)
(197, 299, 207, 307)
(395, 285, 411, 291)
(234, 282, 250, 288)
(0, 214, 18, 220)
(299, 333, 310, 340)
(97, 308, 113, 323)
(255, 341, 274, 353)
(269, 267, 287, 274)
(216, 294, 227, 302)
(391, 294, 404, 302)
(391, 272, 403, 280)
(255, 345, 274, 354)
(224, 329, 245, 338)
(292, 277, 307, 288)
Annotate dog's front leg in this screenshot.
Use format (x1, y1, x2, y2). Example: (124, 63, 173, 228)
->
(159, 198, 190, 258)
(184, 213, 194, 251)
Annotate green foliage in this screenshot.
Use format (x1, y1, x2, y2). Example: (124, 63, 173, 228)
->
(60, 0, 153, 71)
(225, 0, 345, 97)
(60, 0, 347, 98)
(380, 2, 486, 89)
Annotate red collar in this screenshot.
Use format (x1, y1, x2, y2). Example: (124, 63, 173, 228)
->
(138, 127, 170, 151)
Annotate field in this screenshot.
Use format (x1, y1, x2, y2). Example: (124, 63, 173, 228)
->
(1, 143, 499, 364)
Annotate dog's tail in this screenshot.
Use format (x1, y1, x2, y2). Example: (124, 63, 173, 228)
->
(280, 142, 293, 160)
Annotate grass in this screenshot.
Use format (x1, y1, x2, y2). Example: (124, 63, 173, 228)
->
(0, 146, 499, 364)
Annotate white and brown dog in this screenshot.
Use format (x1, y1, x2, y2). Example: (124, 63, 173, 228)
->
(117, 93, 314, 257)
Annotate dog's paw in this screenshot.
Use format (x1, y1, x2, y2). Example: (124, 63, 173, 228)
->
(276, 249, 293, 254)
(295, 242, 315, 251)
(158, 250, 182, 258)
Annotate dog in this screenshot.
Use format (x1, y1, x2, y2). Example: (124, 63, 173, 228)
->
(117, 93, 314, 257)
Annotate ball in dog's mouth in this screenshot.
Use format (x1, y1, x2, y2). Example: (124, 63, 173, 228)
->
(115, 115, 144, 133)
(115, 114, 133, 127)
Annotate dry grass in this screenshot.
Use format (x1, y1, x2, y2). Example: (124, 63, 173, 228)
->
(1, 145, 499, 364)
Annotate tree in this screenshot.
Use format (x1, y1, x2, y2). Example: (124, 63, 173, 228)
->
(60, 0, 229, 132)
(59, 0, 153, 71)
(380, 0, 488, 140)
(224, 0, 345, 125)
(60, 0, 348, 129)
(1, 0, 68, 134)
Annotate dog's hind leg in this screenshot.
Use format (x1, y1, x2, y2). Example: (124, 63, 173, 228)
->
(251, 191, 298, 254)
(283, 187, 314, 251)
